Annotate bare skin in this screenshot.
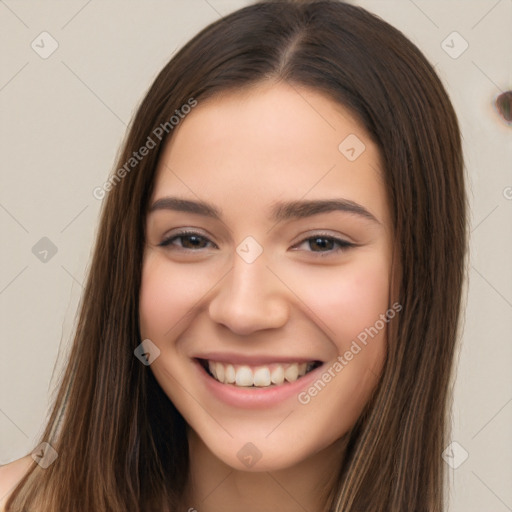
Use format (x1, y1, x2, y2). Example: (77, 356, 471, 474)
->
(0, 455, 33, 511)
(140, 82, 394, 511)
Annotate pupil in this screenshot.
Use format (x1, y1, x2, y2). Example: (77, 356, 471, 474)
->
(184, 235, 203, 248)
(312, 237, 332, 251)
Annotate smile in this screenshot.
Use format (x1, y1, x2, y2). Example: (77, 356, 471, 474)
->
(199, 359, 322, 388)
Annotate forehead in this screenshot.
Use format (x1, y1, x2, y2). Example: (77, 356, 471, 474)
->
(151, 82, 388, 226)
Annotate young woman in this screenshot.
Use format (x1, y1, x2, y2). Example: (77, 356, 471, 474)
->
(0, 0, 467, 510)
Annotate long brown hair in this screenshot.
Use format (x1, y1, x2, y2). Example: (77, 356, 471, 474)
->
(6, 1, 467, 510)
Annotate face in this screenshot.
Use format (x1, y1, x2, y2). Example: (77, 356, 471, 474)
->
(139, 82, 394, 472)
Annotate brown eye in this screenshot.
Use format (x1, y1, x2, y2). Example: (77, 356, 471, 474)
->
(309, 237, 337, 251)
(293, 235, 355, 256)
(159, 231, 215, 250)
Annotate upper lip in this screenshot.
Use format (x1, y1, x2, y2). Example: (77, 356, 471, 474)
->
(194, 352, 322, 365)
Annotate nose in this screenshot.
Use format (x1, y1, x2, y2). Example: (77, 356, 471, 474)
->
(207, 253, 290, 336)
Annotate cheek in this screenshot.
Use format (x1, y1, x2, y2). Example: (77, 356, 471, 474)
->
(287, 254, 391, 347)
(139, 253, 207, 340)
(333, 264, 390, 343)
(289, 253, 391, 433)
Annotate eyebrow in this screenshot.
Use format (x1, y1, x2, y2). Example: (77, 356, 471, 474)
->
(149, 196, 380, 224)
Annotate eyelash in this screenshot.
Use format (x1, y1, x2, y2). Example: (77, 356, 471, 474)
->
(158, 230, 355, 256)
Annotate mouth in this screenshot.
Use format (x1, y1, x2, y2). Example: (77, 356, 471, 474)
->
(197, 358, 323, 388)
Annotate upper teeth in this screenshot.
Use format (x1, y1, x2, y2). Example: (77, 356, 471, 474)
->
(207, 361, 316, 387)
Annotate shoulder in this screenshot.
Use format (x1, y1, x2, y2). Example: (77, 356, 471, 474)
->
(0, 455, 33, 511)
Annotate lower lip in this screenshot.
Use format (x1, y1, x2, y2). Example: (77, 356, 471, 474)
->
(193, 359, 325, 409)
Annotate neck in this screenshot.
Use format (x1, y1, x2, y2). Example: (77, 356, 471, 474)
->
(180, 428, 349, 512)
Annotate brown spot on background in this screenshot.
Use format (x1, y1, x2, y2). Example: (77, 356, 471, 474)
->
(496, 91, 512, 122)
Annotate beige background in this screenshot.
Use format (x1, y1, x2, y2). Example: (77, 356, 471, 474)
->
(1, 1, 511, 510)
